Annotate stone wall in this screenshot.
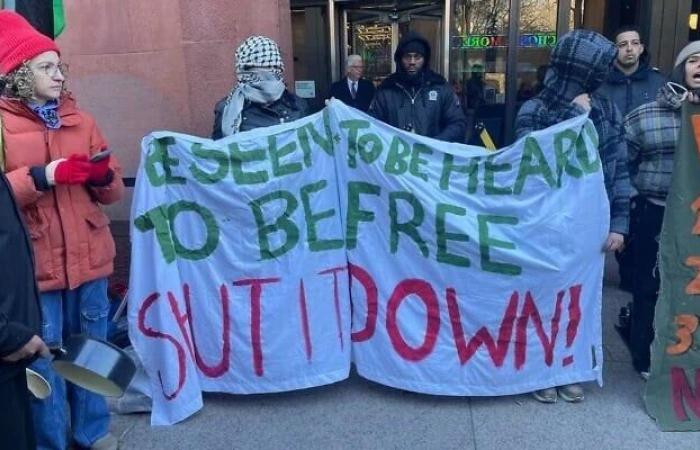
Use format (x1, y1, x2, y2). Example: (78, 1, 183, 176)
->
(57, 0, 293, 219)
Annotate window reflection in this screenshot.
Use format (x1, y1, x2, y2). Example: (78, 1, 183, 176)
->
(517, 0, 558, 104)
(450, 0, 559, 146)
(450, 0, 510, 147)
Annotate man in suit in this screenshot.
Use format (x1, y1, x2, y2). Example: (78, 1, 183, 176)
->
(328, 54, 375, 112)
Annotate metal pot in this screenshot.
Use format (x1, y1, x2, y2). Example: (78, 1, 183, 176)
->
(25, 367, 51, 399)
(50, 334, 136, 397)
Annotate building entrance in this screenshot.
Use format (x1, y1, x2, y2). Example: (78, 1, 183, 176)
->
(292, 0, 672, 145)
(340, 1, 444, 85)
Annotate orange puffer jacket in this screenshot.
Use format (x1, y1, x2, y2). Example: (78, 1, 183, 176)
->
(0, 94, 124, 292)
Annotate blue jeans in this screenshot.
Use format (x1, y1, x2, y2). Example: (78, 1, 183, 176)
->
(30, 278, 112, 450)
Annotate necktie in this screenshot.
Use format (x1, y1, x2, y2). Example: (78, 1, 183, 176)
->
(351, 82, 357, 99)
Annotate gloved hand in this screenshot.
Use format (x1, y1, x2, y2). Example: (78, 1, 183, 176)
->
(46, 154, 91, 185)
(88, 154, 111, 184)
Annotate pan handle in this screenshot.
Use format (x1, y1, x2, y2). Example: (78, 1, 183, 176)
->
(47, 347, 67, 361)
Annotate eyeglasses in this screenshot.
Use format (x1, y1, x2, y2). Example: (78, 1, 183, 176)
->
(350, 65, 364, 69)
(32, 62, 69, 77)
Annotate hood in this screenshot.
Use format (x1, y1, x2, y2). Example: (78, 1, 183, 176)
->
(393, 31, 432, 70)
(543, 30, 616, 102)
(669, 42, 700, 86)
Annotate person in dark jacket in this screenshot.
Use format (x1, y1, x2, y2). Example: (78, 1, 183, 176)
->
(624, 41, 700, 378)
(598, 27, 667, 118)
(0, 170, 49, 450)
(597, 27, 667, 293)
(328, 54, 375, 112)
(369, 31, 466, 143)
(515, 29, 631, 404)
(212, 35, 308, 139)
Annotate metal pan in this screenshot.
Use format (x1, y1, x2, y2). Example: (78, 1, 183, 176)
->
(25, 367, 51, 399)
(50, 334, 136, 397)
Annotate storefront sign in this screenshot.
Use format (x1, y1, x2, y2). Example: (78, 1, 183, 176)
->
(356, 24, 392, 48)
(129, 101, 606, 425)
(452, 32, 557, 49)
(294, 80, 316, 99)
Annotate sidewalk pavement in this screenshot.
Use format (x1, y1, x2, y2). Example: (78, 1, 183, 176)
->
(107, 223, 699, 449)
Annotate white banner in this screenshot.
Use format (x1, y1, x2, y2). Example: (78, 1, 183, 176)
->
(129, 100, 608, 425)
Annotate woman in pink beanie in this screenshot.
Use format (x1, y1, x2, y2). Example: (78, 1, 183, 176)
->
(0, 11, 122, 450)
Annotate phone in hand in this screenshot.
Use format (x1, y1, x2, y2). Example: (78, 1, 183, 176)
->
(89, 149, 112, 162)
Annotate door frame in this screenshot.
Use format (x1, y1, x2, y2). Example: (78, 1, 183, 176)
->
(329, 0, 450, 81)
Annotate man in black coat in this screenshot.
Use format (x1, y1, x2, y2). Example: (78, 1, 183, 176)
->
(0, 170, 49, 450)
(597, 27, 667, 118)
(328, 54, 375, 112)
(596, 26, 667, 293)
(369, 31, 467, 143)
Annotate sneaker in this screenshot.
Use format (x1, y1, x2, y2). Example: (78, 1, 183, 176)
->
(91, 433, 119, 450)
(532, 387, 557, 403)
(558, 383, 584, 402)
(639, 371, 650, 381)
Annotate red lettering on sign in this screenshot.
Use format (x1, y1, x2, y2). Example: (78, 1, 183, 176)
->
(233, 277, 281, 376)
(168, 283, 231, 378)
(671, 367, 700, 421)
(563, 284, 582, 366)
(298, 279, 313, 362)
(137, 292, 187, 400)
(349, 263, 378, 342)
(318, 266, 348, 350)
(446, 288, 518, 366)
(515, 290, 564, 370)
(386, 279, 440, 361)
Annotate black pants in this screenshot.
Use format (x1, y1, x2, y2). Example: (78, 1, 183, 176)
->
(629, 197, 664, 373)
(616, 196, 640, 291)
(0, 369, 36, 450)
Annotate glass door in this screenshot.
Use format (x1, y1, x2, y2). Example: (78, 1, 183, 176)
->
(449, 0, 563, 146)
(515, 1, 560, 104)
(449, 0, 511, 147)
(342, 1, 444, 86)
(346, 10, 396, 85)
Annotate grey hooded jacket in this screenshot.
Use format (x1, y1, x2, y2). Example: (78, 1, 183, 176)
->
(515, 30, 631, 235)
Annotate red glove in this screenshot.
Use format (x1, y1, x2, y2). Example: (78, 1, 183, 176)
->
(48, 154, 91, 185)
(88, 155, 111, 184)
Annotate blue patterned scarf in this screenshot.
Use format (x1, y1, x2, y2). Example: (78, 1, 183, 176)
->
(28, 100, 61, 129)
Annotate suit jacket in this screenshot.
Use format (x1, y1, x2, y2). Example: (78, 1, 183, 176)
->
(328, 77, 375, 112)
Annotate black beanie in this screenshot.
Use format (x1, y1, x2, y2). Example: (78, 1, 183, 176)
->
(402, 40, 428, 58)
(394, 31, 431, 67)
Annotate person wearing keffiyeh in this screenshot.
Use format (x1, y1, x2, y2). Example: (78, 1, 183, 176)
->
(212, 35, 308, 138)
(515, 29, 632, 404)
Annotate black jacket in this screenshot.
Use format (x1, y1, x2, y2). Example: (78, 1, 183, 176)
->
(0, 171, 41, 382)
(212, 90, 309, 139)
(369, 32, 466, 143)
(597, 55, 667, 117)
(328, 77, 375, 112)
